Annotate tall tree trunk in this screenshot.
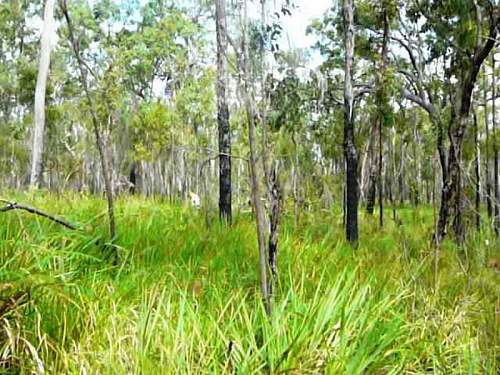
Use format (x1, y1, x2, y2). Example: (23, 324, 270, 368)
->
(390, 124, 397, 221)
(366, 116, 377, 215)
(492, 52, 499, 236)
(378, 10, 389, 228)
(399, 124, 405, 205)
(215, 0, 232, 222)
(378, 117, 384, 227)
(473, 109, 481, 231)
(62, 1, 117, 259)
(359, 130, 373, 200)
(30, 0, 55, 188)
(483, 68, 493, 220)
(343, 0, 359, 245)
(292, 134, 301, 226)
(260, 0, 281, 297)
(268, 165, 281, 296)
(259, 0, 272, 195)
(239, 2, 270, 313)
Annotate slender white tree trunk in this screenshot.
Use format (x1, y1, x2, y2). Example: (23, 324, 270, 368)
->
(30, 0, 56, 188)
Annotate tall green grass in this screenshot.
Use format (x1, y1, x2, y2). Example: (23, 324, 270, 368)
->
(0, 193, 498, 373)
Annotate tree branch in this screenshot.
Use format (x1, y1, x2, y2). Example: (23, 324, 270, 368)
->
(0, 199, 78, 230)
(402, 87, 435, 115)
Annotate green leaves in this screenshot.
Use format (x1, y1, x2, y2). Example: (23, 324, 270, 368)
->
(129, 66, 216, 161)
(131, 101, 176, 161)
(116, 10, 198, 98)
(409, 0, 480, 62)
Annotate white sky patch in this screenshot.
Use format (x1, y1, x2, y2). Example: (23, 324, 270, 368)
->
(281, 0, 332, 67)
(282, 0, 331, 49)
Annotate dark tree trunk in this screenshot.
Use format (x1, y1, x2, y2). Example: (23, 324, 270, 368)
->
(268, 166, 281, 296)
(215, 0, 232, 223)
(343, 0, 358, 245)
(435, 22, 498, 244)
(436, 117, 448, 186)
(129, 161, 137, 194)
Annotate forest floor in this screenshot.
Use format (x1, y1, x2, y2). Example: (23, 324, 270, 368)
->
(0, 193, 498, 374)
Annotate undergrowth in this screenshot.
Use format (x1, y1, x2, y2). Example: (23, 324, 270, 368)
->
(0, 192, 498, 374)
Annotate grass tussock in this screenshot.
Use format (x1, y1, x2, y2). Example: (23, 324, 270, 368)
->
(0, 193, 498, 374)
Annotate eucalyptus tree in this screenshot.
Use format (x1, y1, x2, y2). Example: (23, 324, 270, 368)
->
(226, 0, 293, 312)
(409, 1, 500, 244)
(60, 0, 117, 260)
(116, 6, 205, 197)
(224, 0, 270, 312)
(389, 13, 450, 191)
(356, 0, 397, 225)
(215, 0, 232, 222)
(308, 1, 375, 244)
(343, 0, 358, 244)
(268, 67, 310, 226)
(492, 52, 499, 235)
(30, 0, 56, 188)
(374, 1, 397, 227)
(388, 1, 499, 243)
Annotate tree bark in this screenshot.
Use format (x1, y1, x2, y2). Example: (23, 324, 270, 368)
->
(30, 0, 56, 188)
(215, 0, 232, 223)
(343, 0, 359, 245)
(268, 166, 281, 296)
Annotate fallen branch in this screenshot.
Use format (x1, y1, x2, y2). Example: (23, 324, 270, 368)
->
(0, 199, 78, 230)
